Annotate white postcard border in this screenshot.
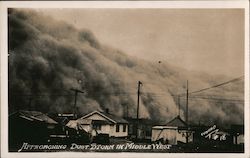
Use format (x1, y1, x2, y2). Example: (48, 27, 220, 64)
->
(0, 1, 249, 158)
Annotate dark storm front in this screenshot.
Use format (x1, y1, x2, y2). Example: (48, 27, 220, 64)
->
(8, 9, 244, 153)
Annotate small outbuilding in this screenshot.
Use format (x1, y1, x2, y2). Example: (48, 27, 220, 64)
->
(126, 118, 154, 141)
(151, 115, 193, 145)
(230, 124, 244, 145)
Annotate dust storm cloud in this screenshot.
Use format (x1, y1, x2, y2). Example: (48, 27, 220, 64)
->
(8, 9, 244, 127)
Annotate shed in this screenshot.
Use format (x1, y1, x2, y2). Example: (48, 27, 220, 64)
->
(151, 115, 193, 145)
(126, 118, 155, 141)
(230, 124, 244, 145)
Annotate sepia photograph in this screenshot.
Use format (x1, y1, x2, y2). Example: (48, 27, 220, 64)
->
(0, 1, 249, 158)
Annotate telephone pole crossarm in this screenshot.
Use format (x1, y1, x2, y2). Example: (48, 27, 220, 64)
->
(70, 88, 84, 119)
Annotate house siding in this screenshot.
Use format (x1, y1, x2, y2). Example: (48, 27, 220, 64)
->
(177, 130, 193, 143)
(97, 124, 110, 134)
(152, 127, 193, 145)
(152, 128, 177, 144)
(234, 134, 244, 144)
(110, 124, 128, 137)
(79, 124, 92, 133)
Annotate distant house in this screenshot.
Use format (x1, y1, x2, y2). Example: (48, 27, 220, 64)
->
(51, 113, 75, 133)
(78, 110, 128, 138)
(58, 113, 75, 120)
(151, 115, 193, 145)
(126, 118, 155, 141)
(45, 113, 91, 144)
(230, 124, 244, 145)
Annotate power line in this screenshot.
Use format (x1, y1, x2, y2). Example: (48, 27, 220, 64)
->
(188, 96, 244, 102)
(189, 75, 243, 95)
(141, 75, 244, 97)
(10, 91, 137, 97)
(173, 75, 244, 97)
(142, 92, 243, 99)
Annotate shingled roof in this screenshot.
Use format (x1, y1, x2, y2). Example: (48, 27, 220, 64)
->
(166, 115, 187, 127)
(14, 110, 58, 124)
(80, 111, 128, 124)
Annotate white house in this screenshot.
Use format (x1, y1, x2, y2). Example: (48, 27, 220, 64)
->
(78, 110, 128, 138)
(151, 115, 193, 145)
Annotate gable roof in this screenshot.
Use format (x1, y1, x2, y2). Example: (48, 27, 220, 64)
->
(66, 120, 79, 130)
(166, 115, 187, 127)
(13, 110, 58, 124)
(77, 119, 92, 125)
(66, 120, 89, 133)
(100, 111, 128, 124)
(80, 110, 128, 124)
(152, 126, 178, 130)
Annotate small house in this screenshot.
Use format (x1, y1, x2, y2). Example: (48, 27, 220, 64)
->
(9, 110, 58, 151)
(151, 115, 193, 145)
(78, 110, 128, 138)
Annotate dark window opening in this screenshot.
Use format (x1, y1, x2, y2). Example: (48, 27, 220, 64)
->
(116, 124, 120, 132)
(123, 124, 126, 132)
(93, 124, 101, 130)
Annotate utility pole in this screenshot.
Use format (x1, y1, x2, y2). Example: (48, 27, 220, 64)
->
(70, 88, 84, 119)
(178, 95, 180, 116)
(123, 103, 129, 118)
(186, 80, 189, 144)
(136, 81, 142, 140)
(126, 104, 129, 118)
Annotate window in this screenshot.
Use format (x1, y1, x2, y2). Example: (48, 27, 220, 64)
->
(123, 124, 126, 132)
(93, 124, 101, 130)
(116, 124, 120, 132)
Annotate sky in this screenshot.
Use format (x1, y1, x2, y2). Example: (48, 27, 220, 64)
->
(38, 9, 244, 77)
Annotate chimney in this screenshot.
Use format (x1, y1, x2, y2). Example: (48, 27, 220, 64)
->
(105, 108, 109, 114)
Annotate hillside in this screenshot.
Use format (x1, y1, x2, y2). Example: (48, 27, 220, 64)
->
(8, 9, 244, 127)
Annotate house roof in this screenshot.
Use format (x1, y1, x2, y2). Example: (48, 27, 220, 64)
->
(152, 116, 188, 130)
(17, 110, 58, 124)
(80, 110, 128, 124)
(77, 119, 92, 125)
(66, 120, 89, 133)
(166, 115, 187, 127)
(58, 113, 74, 117)
(152, 126, 178, 130)
(66, 120, 78, 129)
